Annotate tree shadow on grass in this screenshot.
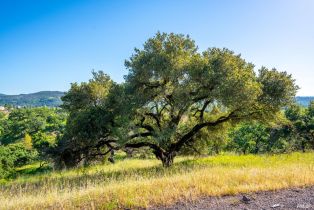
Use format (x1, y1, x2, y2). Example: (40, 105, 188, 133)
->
(15, 165, 52, 176)
(0, 158, 209, 196)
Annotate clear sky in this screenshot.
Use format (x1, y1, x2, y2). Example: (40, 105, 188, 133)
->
(0, 0, 313, 96)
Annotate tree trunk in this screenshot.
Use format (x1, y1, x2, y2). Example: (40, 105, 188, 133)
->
(124, 148, 134, 158)
(301, 140, 306, 153)
(254, 139, 260, 154)
(108, 150, 115, 163)
(215, 145, 220, 155)
(159, 152, 175, 167)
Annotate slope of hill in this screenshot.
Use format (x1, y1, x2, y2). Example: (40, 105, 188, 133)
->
(0, 91, 65, 107)
(296, 96, 314, 107)
(0, 91, 312, 108)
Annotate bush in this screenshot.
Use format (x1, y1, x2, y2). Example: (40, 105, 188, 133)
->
(7, 143, 38, 167)
(0, 143, 37, 179)
(228, 123, 269, 154)
(0, 146, 15, 179)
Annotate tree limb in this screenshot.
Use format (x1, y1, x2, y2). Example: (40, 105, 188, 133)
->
(124, 141, 165, 155)
(129, 132, 152, 139)
(145, 113, 162, 129)
(170, 110, 237, 152)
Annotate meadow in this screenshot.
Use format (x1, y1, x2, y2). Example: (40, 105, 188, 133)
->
(0, 152, 314, 209)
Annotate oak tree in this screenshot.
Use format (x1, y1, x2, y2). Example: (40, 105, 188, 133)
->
(123, 32, 297, 166)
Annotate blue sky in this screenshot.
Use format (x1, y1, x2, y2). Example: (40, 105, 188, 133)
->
(0, 0, 313, 96)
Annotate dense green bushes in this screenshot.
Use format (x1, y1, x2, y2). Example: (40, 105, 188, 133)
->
(0, 99, 313, 178)
(226, 102, 314, 155)
(177, 102, 314, 156)
(0, 146, 15, 179)
(0, 107, 66, 179)
(0, 143, 37, 179)
(228, 123, 269, 154)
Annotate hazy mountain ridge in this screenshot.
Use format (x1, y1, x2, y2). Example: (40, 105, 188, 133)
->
(296, 96, 314, 107)
(0, 91, 65, 107)
(0, 91, 312, 107)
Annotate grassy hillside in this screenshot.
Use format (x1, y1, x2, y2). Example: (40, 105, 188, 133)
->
(0, 152, 314, 209)
(0, 91, 64, 107)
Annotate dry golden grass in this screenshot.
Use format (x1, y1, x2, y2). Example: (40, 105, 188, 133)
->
(1, 152, 314, 209)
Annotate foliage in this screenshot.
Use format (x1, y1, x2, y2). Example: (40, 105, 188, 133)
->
(0, 107, 66, 177)
(32, 131, 57, 163)
(0, 143, 37, 179)
(228, 102, 314, 154)
(6, 143, 37, 167)
(0, 146, 15, 179)
(285, 101, 314, 151)
(228, 123, 270, 154)
(52, 71, 127, 168)
(24, 133, 33, 150)
(181, 114, 230, 155)
(0, 107, 66, 145)
(0, 112, 5, 137)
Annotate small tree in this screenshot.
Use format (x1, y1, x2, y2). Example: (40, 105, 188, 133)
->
(0, 112, 6, 138)
(285, 102, 314, 151)
(52, 71, 125, 168)
(24, 133, 33, 150)
(229, 123, 269, 154)
(0, 146, 15, 179)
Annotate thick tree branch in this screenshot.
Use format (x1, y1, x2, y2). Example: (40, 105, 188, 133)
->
(88, 149, 113, 158)
(200, 100, 211, 120)
(95, 138, 117, 150)
(129, 132, 152, 139)
(158, 102, 169, 116)
(124, 141, 165, 156)
(140, 81, 164, 88)
(193, 99, 212, 119)
(135, 116, 155, 132)
(140, 124, 155, 132)
(145, 113, 162, 129)
(170, 111, 238, 152)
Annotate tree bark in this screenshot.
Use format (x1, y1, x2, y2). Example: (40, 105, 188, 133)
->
(158, 151, 175, 167)
(301, 140, 306, 153)
(254, 138, 260, 154)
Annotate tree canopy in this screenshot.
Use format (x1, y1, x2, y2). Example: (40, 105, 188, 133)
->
(285, 101, 314, 151)
(54, 71, 127, 167)
(123, 32, 298, 166)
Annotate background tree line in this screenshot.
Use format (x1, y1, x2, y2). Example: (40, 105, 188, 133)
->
(0, 107, 66, 178)
(1, 101, 312, 178)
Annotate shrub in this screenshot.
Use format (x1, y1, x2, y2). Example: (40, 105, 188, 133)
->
(0, 143, 37, 179)
(0, 146, 15, 179)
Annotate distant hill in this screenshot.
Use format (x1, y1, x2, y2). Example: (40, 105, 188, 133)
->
(296, 96, 314, 107)
(0, 91, 312, 108)
(0, 91, 65, 107)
